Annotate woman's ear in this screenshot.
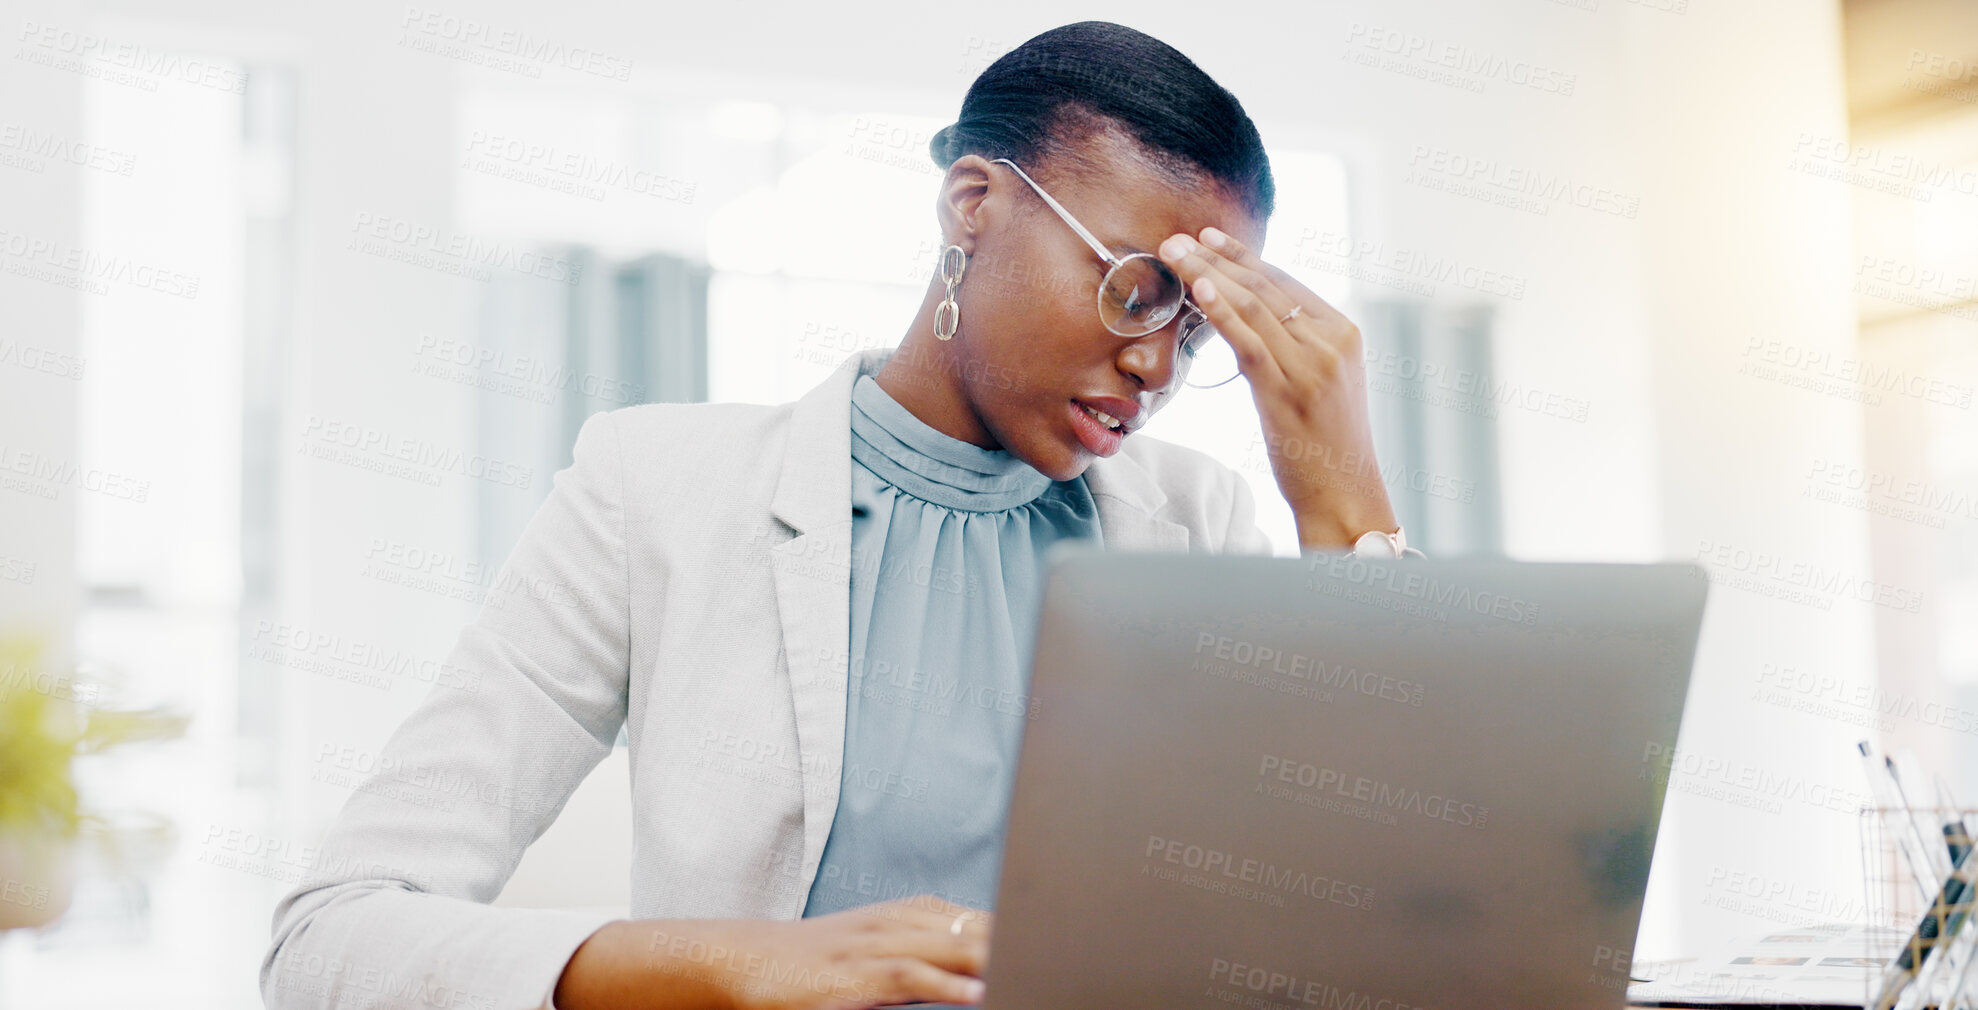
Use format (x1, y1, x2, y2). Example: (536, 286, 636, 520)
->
(935, 155, 995, 250)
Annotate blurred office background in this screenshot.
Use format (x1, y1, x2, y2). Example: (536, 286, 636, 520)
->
(0, 0, 1974, 1004)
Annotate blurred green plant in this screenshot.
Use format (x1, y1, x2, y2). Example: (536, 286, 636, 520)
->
(0, 633, 188, 840)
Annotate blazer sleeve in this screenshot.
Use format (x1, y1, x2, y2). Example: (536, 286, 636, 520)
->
(1221, 467, 1278, 557)
(260, 410, 633, 1010)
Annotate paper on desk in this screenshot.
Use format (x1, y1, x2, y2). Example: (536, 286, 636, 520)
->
(1627, 923, 1909, 1007)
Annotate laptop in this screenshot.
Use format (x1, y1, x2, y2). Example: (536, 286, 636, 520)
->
(980, 547, 1709, 1010)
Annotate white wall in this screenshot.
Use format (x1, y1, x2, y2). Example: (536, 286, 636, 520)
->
(1621, 2, 1879, 956)
(0, 14, 83, 673)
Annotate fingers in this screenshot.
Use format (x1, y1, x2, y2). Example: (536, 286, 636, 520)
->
(846, 894, 988, 936)
(868, 929, 989, 987)
(1171, 231, 1299, 320)
(862, 957, 987, 1006)
(884, 896, 991, 977)
(1162, 229, 1360, 392)
(1197, 227, 1353, 332)
(1160, 233, 1289, 391)
(831, 896, 992, 977)
(827, 900, 991, 1009)
(908, 895, 992, 937)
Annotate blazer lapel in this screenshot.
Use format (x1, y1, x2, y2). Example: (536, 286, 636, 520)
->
(765, 347, 1192, 907)
(766, 350, 869, 904)
(1083, 446, 1192, 553)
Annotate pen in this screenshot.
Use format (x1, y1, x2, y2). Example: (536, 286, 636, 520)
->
(1869, 763, 1978, 1010)
(1904, 812, 1978, 1008)
(1869, 843, 1978, 1010)
(1928, 782, 1978, 1008)
(1862, 742, 1941, 905)
(1890, 754, 1953, 880)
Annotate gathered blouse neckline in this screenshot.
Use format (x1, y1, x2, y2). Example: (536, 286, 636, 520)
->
(848, 372, 1058, 513)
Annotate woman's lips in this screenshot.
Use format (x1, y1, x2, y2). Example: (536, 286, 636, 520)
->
(1067, 399, 1125, 457)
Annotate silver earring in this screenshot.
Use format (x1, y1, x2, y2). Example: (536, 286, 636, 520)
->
(933, 244, 967, 341)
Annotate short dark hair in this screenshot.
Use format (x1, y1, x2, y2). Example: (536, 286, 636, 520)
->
(929, 21, 1275, 223)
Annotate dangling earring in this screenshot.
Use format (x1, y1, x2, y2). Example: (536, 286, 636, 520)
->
(933, 244, 967, 341)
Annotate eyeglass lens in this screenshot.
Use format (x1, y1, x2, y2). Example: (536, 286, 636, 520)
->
(1096, 254, 1238, 388)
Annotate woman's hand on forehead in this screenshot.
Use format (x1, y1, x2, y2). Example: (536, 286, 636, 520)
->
(1156, 227, 1400, 551)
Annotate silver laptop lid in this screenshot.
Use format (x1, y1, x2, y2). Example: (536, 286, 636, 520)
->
(982, 549, 1708, 1010)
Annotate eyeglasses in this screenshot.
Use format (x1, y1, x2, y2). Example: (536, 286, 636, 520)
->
(990, 158, 1240, 390)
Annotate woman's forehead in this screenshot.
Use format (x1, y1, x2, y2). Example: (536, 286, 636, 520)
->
(1038, 152, 1263, 256)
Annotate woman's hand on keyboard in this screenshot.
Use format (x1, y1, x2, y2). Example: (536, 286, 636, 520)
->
(554, 895, 993, 1010)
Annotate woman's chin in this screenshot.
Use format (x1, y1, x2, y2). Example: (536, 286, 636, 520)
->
(1023, 437, 1093, 483)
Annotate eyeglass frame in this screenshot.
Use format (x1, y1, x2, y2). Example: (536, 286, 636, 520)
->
(987, 157, 1239, 390)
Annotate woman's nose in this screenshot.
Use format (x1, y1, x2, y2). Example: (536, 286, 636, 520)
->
(1115, 327, 1183, 395)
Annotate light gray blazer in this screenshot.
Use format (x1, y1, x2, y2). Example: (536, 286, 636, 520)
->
(260, 346, 1276, 1010)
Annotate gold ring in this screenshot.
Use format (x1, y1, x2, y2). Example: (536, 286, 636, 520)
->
(1278, 304, 1303, 324)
